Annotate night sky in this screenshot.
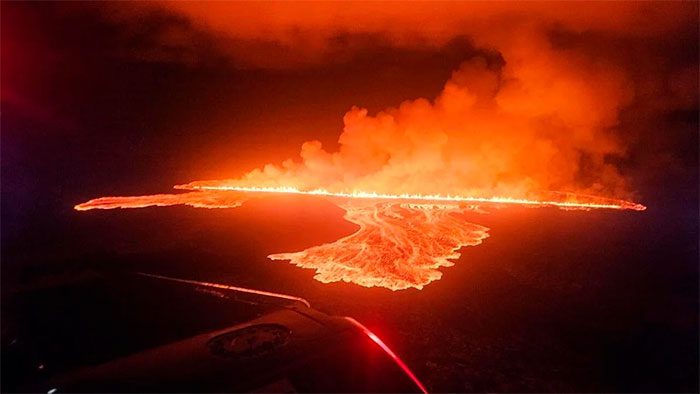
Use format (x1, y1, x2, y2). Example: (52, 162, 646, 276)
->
(2, 2, 698, 392)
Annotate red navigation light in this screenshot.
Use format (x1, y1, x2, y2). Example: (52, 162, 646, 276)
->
(344, 317, 428, 394)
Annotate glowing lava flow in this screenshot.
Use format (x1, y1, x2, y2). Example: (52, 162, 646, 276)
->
(270, 202, 489, 290)
(74, 191, 247, 211)
(74, 185, 645, 290)
(172, 184, 647, 211)
(76, 183, 647, 212)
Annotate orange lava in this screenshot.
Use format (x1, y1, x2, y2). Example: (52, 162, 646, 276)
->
(174, 183, 648, 211)
(74, 191, 247, 211)
(270, 202, 489, 290)
(76, 185, 646, 212)
(74, 187, 645, 290)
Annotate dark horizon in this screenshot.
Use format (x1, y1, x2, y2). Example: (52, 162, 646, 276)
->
(2, 2, 698, 392)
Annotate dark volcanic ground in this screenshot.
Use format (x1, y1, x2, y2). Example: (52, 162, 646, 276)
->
(3, 4, 698, 391)
(2, 189, 698, 392)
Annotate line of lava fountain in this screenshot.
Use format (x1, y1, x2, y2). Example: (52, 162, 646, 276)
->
(172, 184, 647, 211)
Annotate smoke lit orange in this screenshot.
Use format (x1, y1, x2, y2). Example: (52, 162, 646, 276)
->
(73, 31, 651, 290)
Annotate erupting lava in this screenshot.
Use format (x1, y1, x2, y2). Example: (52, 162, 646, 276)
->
(74, 191, 247, 210)
(75, 186, 645, 291)
(269, 202, 489, 290)
(76, 185, 646, 212)
(176, 184, 647, 211)
(73, 31, 650, 290)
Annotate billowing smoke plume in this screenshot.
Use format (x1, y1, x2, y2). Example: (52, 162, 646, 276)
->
(181, 29, 633, 199)
(91, 2, 697, 199)
(71, 3, 678, 290)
